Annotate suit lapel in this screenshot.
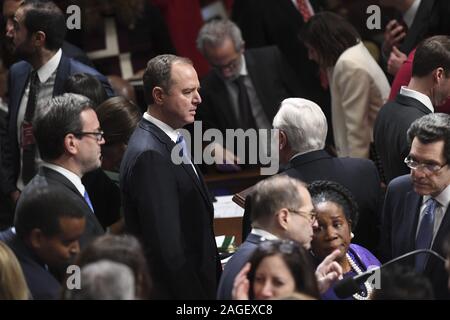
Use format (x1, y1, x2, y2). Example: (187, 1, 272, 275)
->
(403, 190, 422, 254)
(396, 94, 432, 115)
(10, 64, 32, 134)
(143, 120, 213, 210)
(401, 0, 435, 54)
(53, 54, 70, 96)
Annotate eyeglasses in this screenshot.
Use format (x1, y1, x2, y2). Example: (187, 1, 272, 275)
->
(404, 156, 447, 174)
(259, 239, 299, 255)
(287, 208, 317, 224)
(72, 130, 105, 142)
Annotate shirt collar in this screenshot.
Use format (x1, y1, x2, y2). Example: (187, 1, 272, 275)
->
(400, 86, 434, 112)
(251, 228, 279, 241)
(423, 184, 450, 209)
(239, 54, 248, 77)
(41, 162, 85, 196)
(143, 112, 178, 143)
(403, 0, 421, 29)
(36, 49, 62, 83)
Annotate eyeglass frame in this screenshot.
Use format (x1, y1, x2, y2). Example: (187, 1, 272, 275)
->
(404, 156, 447, 174)
(72, 130, 105, 142)
(287, 208, 317, 224)
(210, 54, 241, 72)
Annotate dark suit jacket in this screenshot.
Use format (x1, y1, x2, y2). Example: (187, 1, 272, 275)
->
(198, 46, 305, 132)
(231, 0, 329, 110)
(399, 0, 450, 56)
(0, 53, 114, 194)
(120, 118, 221, 299)
(380, 175, 450, 299)
(242, 150, 382, 253)
(374, 93, 432, 184)
(22, 167, 104, 248)
(217, 233, 262, 300)
(6, 234, 61, 300)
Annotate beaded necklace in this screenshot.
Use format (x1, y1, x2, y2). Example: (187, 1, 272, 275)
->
(346, 253, 373, 300)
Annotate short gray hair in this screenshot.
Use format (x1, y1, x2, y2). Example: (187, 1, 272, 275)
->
(273, 98, 327, 154)
(196, 19, 244, 55)
(65, 260, 135, 300)
(251, 175, 305, 226)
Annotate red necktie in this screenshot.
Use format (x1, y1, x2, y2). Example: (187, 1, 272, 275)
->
(297, 0, 313, 22)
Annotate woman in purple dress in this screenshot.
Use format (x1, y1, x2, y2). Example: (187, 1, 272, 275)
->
(308, 180, 381, 300)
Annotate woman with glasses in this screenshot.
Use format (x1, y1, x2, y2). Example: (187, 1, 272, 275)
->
(232, 239, 320, 300)
(308, 180, 380, 300)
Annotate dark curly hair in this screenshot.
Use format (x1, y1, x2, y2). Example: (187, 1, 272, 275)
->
(307, 180, 359, 230)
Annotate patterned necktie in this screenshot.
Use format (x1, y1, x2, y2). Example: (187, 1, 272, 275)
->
(415, 198, 438, 272)
(296, 0, 313, 22)
(22, 70, 40, 184)
(176, 133, 190, 162)
(83, 190, 94, 213)
(233, 75, 256, 130)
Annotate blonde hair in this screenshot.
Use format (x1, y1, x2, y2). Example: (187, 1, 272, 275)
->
(0, 241, 29, 300)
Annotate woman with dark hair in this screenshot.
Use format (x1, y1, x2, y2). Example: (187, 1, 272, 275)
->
(232, 239, 320, 300)
(64, 73, 108, 107)
(82, 96, 141, 233)
(308, 180, 380, 300)
(74, 234, 152, 299)
(301, 12, 390, 159)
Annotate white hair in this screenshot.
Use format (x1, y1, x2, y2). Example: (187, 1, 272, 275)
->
(273, 98, 327, 154)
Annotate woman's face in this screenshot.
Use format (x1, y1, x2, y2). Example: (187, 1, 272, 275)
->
(311, 201, 352, 262)
(253, 254, 296, 300)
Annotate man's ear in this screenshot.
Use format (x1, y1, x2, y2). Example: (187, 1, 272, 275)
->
(64, 133, 78, 156)
(29, 228, 44, 250)
(279, 130, 288, 151)
(33, 31, 46, 47)
(434, 67, 445, 83)
(276, 208, 289, 230)
(153, 86, 165, 105)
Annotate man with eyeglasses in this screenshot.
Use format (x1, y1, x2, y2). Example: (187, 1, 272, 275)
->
(381, 113, 450, 299)
(195, 19, 304, 169)
(217, 175, 342, 300)
(15, 93, 105, 248)
(374, 35, 450, 184)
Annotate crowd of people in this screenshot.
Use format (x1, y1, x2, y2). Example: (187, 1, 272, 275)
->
(1, 0, 450, 301)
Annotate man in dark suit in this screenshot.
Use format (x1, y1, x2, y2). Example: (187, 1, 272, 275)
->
(242, 98, 382, 253)
(380, 113, 450, 299)
(120, 54, 221, 299)
(231, 0, 329, 113)
(218, 174, 342, 300)
(26, 93, 105, 247)
(374, 35, 450, 184)
(6, 184, 86, 299)
(380, 0, 450, 76)
(196, 19, 304, 165)
(0, 0, 113, 208)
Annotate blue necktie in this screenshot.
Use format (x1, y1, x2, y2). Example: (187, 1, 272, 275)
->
(176, 133, 190, 163)
(415, 198, 438, 272)
(83, 190, 94, 213)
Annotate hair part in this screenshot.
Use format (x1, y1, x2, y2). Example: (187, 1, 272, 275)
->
(33, 93, 94, 161)
(247, 240, 320, 299)
(308, 180, 359, 230)
(300, 12, 360, 68)
(273, 98, 327, 154)
(412, 35, 450, 77)
(142, 54, 192, 105)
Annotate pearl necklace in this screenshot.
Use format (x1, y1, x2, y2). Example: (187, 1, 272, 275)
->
(346, 253, 373, 300)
